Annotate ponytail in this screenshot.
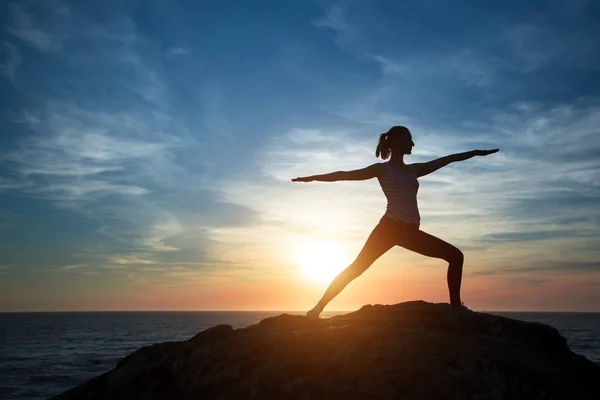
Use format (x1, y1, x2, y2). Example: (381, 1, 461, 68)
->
(375, 132, 391, 160)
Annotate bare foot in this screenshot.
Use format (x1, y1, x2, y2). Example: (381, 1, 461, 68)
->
(306, 305, 323, 318)
(450, 302, 470, 312)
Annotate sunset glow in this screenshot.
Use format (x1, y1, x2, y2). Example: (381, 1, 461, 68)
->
(292, 240, 353, 284)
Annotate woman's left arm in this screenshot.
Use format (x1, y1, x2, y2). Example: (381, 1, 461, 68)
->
(412, 149, 499, 178)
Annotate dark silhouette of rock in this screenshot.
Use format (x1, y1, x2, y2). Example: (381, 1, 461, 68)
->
(51, 301, 600, 399)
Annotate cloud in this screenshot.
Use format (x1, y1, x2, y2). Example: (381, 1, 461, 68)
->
(383, 50, 503, 87)
(1, 0, 598, 310)
(0, 0, 258, 280)
(109, 256, 154, 265)
(278, 0, 600, 281)
(495, 21, 600, 73)
(201, 82, 234, 139)
(313, 1, 354, 36)
(120, 52, 167, 105)
(166, 47, 190, 56)
(214, 127, 387, 255)
(482, 229, 597, 243)
(214, 93, 600, 281)
(47, 263, 102, 275)
(54, 264, 86, 271)
(308, 6, 600, 264)
(313, 1, 600, 87)
(7, 0, 71, 51)
(0, 42, 23, 83)
(2, 102, 172, 202)
(7, 1, 168, 105)
(471, 260, 600, 277)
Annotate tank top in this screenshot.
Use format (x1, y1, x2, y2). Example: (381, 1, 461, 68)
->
(379, 162, 421, 223)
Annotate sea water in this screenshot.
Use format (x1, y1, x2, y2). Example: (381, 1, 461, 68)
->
(1, 311, 599, 400)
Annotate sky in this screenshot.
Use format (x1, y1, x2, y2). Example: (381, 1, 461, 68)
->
(1, 0, 599, 312)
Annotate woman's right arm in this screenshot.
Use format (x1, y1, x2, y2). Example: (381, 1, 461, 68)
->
(292, 163, 383, 182)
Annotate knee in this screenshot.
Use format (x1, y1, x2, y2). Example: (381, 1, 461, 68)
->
(447, 248, 464, 265)
(344, 261, 367, 279)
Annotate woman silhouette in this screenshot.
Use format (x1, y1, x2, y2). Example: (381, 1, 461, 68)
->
(292, 126, 498, 317)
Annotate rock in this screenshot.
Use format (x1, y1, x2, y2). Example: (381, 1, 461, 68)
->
(50, 301, 600, 400)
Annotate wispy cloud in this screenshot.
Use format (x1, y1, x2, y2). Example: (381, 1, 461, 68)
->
(7, 0, 71, 51)
(307, 3, 600, 276)
(496, 21, 600, 73)
(215, 96, 600, 281)
(314, 1, 600, 87)
(109, 256, 154, 265)
(314, 1, 354, 36)
(0, 42, 22, 83)
(1, 0, 599, 310)
(43, 263, 101, 276)
(201, 82, 234, 139)
(2, 102, 171, 201)
(166, 46, 190, 56)
(49, 264, 89, 273)
(0, 0, 252, 281)
(215, 128, 386, 255)
(368, 50, 502, 87)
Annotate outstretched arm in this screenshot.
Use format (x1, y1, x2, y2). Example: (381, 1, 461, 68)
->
(413, 149, 499, 178)
(292, 163, 383, 182)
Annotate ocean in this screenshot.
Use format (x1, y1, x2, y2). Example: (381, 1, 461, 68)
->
(1, 311, 599, 400)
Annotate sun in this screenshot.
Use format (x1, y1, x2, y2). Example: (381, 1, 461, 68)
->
(291, 239, 352, 283)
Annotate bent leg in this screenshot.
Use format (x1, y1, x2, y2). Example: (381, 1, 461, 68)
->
(397, 229, 464, 306)
(308, 222, 396, 317)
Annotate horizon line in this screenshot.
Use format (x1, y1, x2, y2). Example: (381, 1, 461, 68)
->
(2, 309, 600, 314)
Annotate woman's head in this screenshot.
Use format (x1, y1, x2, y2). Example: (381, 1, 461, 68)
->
(375, 126, 414, 160)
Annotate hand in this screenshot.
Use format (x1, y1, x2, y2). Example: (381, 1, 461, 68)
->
(291, 176, 313, 182)
(474, 149, 499, 156)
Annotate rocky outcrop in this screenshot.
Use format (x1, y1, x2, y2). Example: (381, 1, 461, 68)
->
(52, 301, 600, 399)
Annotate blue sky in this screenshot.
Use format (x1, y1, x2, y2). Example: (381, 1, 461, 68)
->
(1, 0, 599, 311)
